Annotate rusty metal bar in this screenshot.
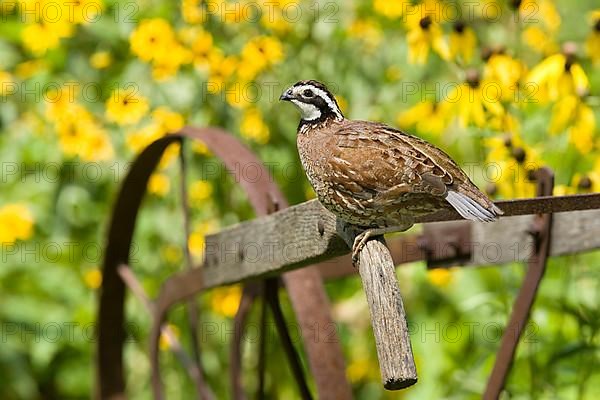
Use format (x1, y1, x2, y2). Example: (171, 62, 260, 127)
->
(116, 264, 213, 399)
(483, 168, 555, 399)
(179, 143, 204, 373)
(418, 192, 600, 223)
(265, 278, 313, 400)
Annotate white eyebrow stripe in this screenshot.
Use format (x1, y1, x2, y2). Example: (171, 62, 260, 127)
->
(295, 84, 343, 120)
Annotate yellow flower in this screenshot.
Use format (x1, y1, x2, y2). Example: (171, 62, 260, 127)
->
(207, 54, 237, 93)
(373, 0, 408, 18)
(161, 244, 182, 265)
(240, 107, 270, 144)
(188, 232, 205, 256)
(190, 30, 217, 70)
(15, 60, 47, 79)
(397, 100, 448, 136)
(526, 50, 589, 102)
(190, 180, 213, 203)
(405, 1, 450, 64)
(152, 107, 185, 133)
(347, 358, 370, 383)
(158, 143, 181, 170)
(484, 54, 525, 102)
(106, 87, 149, 125)
(148, 173, 171, 197)
(522, 26, 558, 55)
(68, 0, 104, 24)
(450, 22, 476, 63)
(130, 18, 176, 62)
(427, 268, 453, 287)
(260, 7, 292, 34)
(160, 324, 180, 351)
(0, 204, 34, 244)
(211, 285, 242, 318)
(151, 45, 192, 81)
(239, 36, 283, 80)
(90, 51, 112, 69)
(84, 268, 102, 290)
(587, 10, 600, 64)
(182, 0, 206, 24)
(0, 71, 13, 95)
(22, 21, 73, 55)
(192, 140, 211, 155)
(521, 0, 560, 32)
(443, 70, 504, 128)
(78, 124, 114, 162)
(348, 19, 382, 50)
(568, 103, 595, 155)
(126, 124, 164, 153)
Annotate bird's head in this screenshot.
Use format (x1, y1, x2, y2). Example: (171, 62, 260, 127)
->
(279, 80, 344, 124)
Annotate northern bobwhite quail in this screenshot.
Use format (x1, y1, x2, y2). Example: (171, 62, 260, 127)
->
(280, 80, 503, 262)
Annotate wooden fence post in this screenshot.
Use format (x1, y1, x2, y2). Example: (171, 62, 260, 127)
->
(338, 222, 418, 390)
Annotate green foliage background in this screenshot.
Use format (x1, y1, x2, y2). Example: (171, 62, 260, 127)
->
(0, 0, 599, 398)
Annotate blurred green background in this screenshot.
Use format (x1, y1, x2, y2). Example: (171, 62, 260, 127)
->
(1, 0, 599, 398)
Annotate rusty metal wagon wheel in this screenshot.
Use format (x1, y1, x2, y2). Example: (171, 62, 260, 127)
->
(96, 127, 352, 400)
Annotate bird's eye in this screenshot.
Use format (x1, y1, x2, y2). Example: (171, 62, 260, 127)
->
(303, 89, 314, 97)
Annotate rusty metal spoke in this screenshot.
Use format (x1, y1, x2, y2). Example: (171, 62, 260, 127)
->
(265, 278, 313, 400)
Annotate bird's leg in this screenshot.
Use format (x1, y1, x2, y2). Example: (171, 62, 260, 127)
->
(351, 222, 413, 265)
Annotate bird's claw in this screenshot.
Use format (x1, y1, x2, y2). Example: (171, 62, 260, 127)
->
(352, 230, 372, 266)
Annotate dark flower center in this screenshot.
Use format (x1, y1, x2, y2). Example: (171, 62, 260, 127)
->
(453, 21, 466, 34)
(465, 69, 480, 88)
(578, 176, 592, 190)
(512, 147, 526, 163)
(595, 19, 600, 32)
(419, 16, 432, 30)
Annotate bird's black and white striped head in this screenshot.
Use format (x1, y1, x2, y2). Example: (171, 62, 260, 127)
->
(280, 80, 344, 125)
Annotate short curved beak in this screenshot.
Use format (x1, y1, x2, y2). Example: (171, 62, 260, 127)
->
(279, 90, 293, 101)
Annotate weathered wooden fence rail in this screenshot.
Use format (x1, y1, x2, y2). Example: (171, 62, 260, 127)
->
(97, 128, 600, 400)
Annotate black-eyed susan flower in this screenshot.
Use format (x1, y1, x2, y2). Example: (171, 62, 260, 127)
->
(483, 54, 526, 103)
(526, 44, 589, 102)
(0, 203, 34, 244)
(396, 100, 449, 136)
(483, 134, 538, 198)
(586, 10, 600, 64)
(405, 0, 450, 65)
(549, 97, 596, 154)
(238, 36, 284, 81)
(130, 18, 177, 62)
(106, 87, 150, 126)
(190, 30, 219, 70)
(450, 21, 476, 63)
(443, 69, 504, 128)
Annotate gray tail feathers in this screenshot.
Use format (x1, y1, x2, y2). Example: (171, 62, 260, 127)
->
(445, 190, 503, 222)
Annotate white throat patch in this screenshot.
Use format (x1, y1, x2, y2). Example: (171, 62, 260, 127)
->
(292, 84, 343, 121)
(291, 99, 321, 121)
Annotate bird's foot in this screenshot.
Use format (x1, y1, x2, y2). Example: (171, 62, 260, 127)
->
(352, 230, 374, 265)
